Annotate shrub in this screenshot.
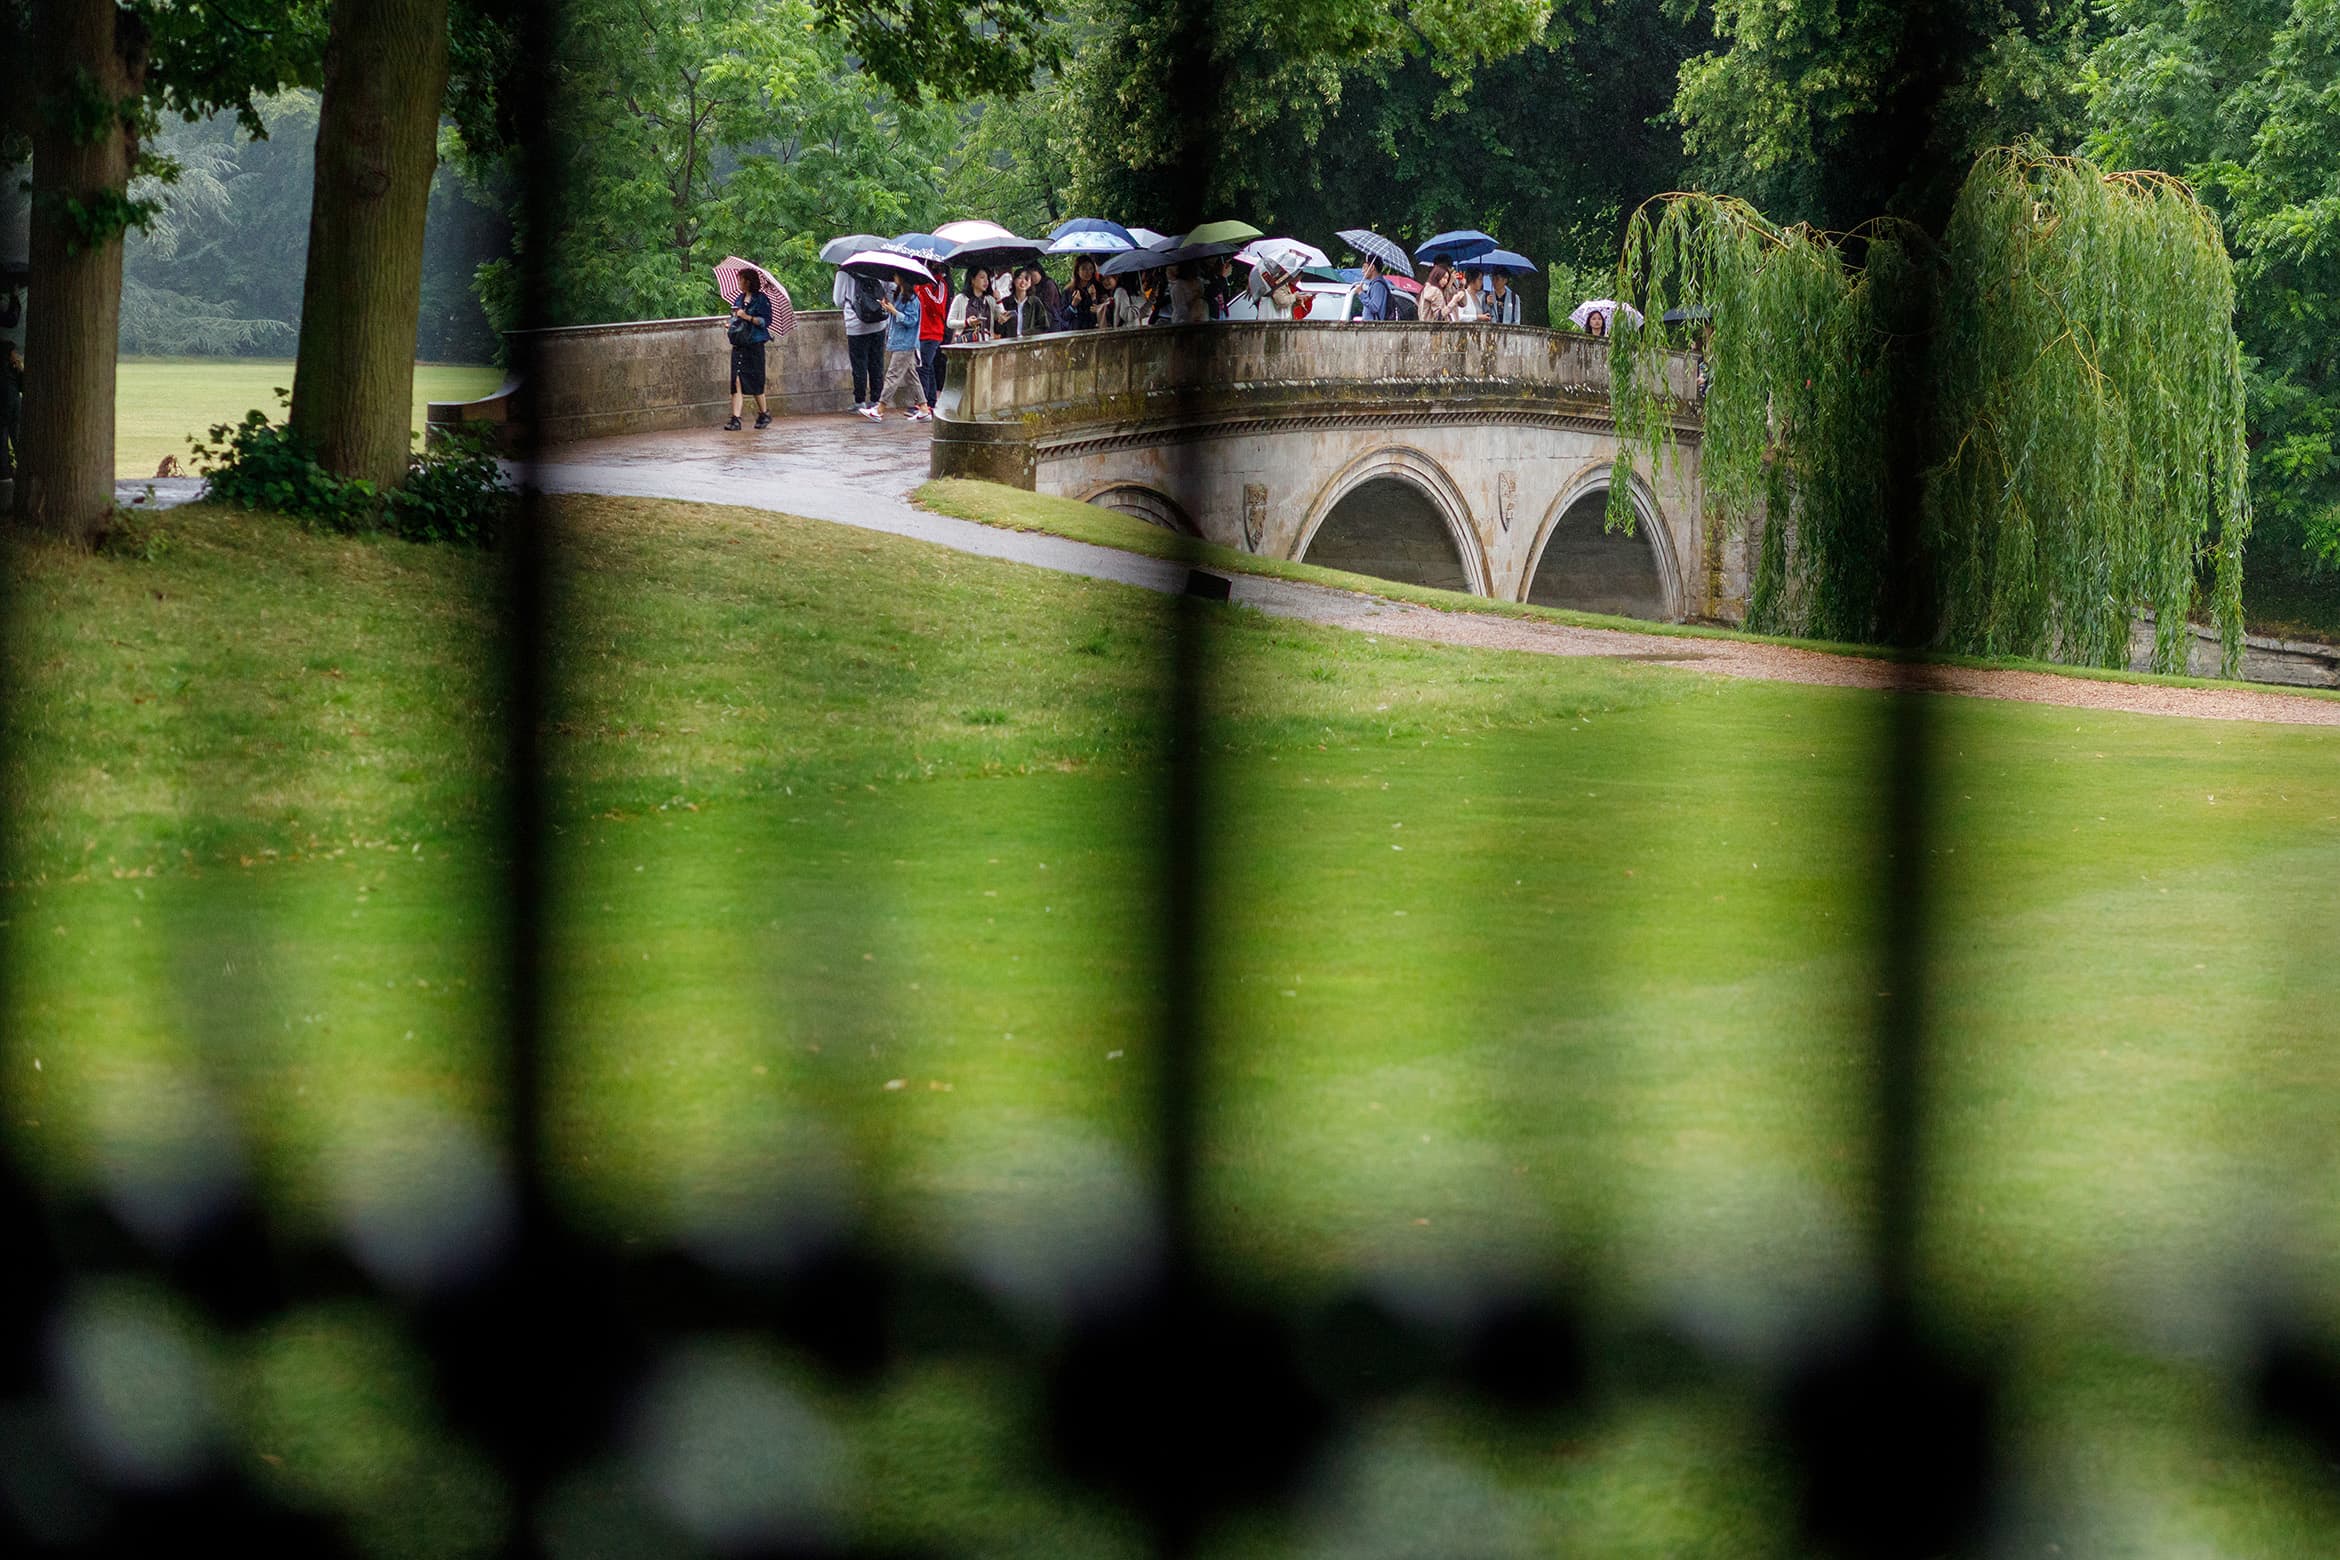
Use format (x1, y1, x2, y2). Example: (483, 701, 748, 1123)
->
(192, 405, 511, 547)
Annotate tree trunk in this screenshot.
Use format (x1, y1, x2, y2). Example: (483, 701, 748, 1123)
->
(288, 0, 451, 492)
(16, 0, 144, 543)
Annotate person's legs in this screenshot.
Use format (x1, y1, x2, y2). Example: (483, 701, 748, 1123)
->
(918, 341, 942, 408)
(849, 332, 882, 409)
(727, 366, 744, 430)
(880, 348, 917, 414)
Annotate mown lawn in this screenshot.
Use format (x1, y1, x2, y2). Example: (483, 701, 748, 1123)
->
(7, 494, 2340, 1556)
(113, 358, 503, 478)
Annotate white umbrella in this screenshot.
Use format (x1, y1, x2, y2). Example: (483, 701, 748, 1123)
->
(838, 249, 936, 284)
(933, 219, 1017, 244)
(1125, 226, 1173, 249)
(1569, 298, 1644, 330)
(1236, 237, 1330, 272)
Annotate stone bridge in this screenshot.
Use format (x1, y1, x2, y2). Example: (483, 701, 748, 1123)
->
(928, 323, 1744, 623)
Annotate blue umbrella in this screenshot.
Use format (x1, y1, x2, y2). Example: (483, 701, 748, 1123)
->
(1047, 217, 1135, 245)
(888, 232, 953, 259)
(1457, 248, 1535, 275)
(1335, 228, 1413, 277)
(1416, 229, 1500, 265)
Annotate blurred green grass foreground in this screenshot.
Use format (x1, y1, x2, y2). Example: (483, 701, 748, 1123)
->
(7, 492, 2340, 1554)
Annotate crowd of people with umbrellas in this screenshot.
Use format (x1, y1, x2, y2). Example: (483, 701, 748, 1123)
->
(713, 220, 1649, 426)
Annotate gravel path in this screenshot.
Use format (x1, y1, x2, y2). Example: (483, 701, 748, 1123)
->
(533, 416, 2340, 729)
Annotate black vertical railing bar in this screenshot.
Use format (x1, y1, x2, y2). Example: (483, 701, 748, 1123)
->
(1150, 3, 1218, 1550)
(455, 0, 623, 1547)
(1776, 10, 2000, 1548)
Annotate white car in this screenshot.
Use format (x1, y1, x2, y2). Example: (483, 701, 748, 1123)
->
(1293, 280, 1354, 321)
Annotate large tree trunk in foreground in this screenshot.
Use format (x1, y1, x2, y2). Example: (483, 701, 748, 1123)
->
(289, 0, 451, 491)
(17, 0, 145, 542)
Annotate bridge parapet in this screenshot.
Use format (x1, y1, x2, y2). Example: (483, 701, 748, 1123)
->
(937, 322, 1697, 452)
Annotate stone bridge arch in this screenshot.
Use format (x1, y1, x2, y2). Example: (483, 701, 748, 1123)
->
(1295, 446, 1491, 597)
(1521, 464, 1685, 621)
(1078, 480, 1198, 535)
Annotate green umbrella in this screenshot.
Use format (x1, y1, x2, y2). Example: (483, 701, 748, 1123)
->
(1179, 219, 1263, 248)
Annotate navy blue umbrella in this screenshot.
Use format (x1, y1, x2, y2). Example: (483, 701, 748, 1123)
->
(1335, 228, 1413, 277)
(1416, 229, 1500, 265)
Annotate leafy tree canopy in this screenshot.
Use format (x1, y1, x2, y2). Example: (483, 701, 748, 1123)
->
(1059, 0, 1562, 221)
(2084, 0, 2340, 580)
(1671, 0, 2107, 229)
(499, 0, 961, 326)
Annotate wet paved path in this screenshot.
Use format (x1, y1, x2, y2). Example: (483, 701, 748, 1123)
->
(527, 416, 2340, 728)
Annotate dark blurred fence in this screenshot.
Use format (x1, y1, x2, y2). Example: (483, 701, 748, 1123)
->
(7, 2, 2340, 1556)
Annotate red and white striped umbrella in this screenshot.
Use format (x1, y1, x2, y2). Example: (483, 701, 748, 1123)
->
(712, 256, 796, 335)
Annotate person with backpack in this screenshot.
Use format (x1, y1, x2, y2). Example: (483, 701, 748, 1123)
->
(834, 263, 891, 421)
(725, 270, 775, 431)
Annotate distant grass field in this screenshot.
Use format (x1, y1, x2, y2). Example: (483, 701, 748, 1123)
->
(8, 494, 2340, 1554)
(114, 357, 503, 478)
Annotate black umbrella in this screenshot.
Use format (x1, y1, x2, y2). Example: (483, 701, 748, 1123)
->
(1335, 228, 1413, 277)
(1100, 244, 1177, 277)
(946, 236, 1044, 272)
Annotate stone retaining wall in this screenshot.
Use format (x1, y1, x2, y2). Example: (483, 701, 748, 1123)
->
(2127, 614, 2340, 688)
(426, 310, 857, 445)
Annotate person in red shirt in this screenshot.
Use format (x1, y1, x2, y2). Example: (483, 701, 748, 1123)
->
(912, 261, 950, 421)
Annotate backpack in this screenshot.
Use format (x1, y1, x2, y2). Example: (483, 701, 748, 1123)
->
(852, 273, 886, 325)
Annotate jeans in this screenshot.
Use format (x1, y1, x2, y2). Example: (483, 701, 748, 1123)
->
(917, 340, 943, 407)
(847, 331, 885, 406)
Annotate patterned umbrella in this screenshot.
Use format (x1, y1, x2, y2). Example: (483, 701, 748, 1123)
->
(1046, 227, 1137, 256)
(1415, 229, 1500, 265)
(888, 232, 953, 259)
(711, 256, 796, 335)
(1335, 228, 1414, 277)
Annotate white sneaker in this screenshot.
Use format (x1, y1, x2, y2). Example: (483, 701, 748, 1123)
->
(860, 405, 882, 421)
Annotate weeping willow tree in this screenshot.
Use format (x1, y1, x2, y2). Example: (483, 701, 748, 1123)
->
(1929, 147, 2251, 674)
(1607, 194, 1924, 642)
(1608, 153, 2252, 673)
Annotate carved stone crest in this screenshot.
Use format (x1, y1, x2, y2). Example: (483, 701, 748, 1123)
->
(1497, 471, 1516, 532)
(1242, 483, 1267, 552)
